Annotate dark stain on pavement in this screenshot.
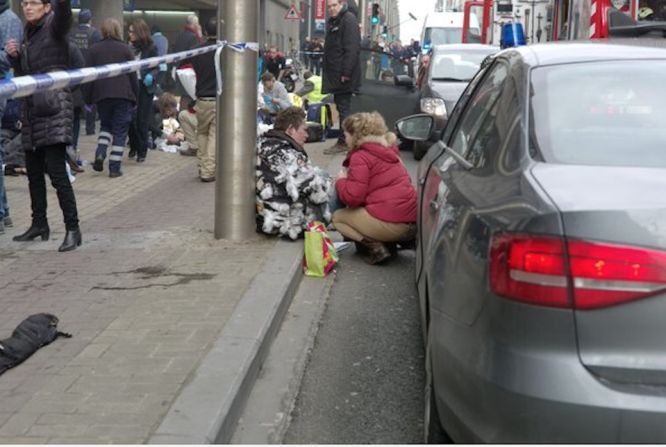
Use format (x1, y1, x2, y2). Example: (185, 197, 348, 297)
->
(90, 265, 216, 291)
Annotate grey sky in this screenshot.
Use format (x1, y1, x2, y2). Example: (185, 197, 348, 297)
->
(399, 0, 437, 42)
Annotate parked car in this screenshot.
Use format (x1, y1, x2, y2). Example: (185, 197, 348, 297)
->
(413, 43, 497, 160)
(397, 42, 666, 443)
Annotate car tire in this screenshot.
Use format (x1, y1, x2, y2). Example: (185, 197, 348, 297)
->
(413, 140, 428, 161)
(424, 330, 452, 444)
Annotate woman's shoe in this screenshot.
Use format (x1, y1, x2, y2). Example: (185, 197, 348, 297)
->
(13, 224, 50, 242)
(58, 229, 82, 252)
(128, 149, 137, 159)
(359, 238, 391, 265)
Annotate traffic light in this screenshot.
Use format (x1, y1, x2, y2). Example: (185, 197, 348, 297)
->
(371, 3, 380, 25)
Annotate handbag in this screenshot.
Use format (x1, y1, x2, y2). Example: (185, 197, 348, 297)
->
(303, 221, 338, 278)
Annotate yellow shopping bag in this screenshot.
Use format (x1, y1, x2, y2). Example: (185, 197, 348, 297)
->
(303, 221, 338, 277)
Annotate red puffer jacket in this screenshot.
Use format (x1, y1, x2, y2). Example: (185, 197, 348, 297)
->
(336, 138, 417, 223)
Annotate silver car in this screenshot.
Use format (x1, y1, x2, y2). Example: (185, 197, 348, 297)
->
(397, 42, 666, 442)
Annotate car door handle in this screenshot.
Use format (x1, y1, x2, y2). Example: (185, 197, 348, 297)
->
(430, 199, 439, 213)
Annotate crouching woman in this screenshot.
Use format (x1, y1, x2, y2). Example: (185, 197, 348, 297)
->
(256, 107, 331, 240)
(332, 112, 416, 264)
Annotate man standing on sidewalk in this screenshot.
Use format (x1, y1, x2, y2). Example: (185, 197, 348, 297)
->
(322, 0, 360, 155)
(189, 17, 219, 182)
(0, 0, 22, 235)
(70, 9, 100, 136)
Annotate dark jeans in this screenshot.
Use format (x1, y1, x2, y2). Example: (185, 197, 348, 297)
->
(25, 144, 79, 230)
(73, 106, 82, 150)
(0, 98, 8, 221)
(85, 104, 96, 135)
(97, 98, 134, 172)
(128, 86, 153, 159)
(310, 58, 321, 76)
(334, 92, 352, 144)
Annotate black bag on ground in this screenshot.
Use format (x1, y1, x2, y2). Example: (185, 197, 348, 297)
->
(306, 122, 324, 143)
(0, 313, 71, 375)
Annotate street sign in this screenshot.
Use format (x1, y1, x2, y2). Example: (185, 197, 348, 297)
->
(285, 4, 301, 20)
(315, 0, 326, 20)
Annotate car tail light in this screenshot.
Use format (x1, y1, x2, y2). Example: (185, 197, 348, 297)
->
(489, 234, 666, 309)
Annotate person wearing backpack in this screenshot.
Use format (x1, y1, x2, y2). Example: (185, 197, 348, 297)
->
(69, 9, 100, 137)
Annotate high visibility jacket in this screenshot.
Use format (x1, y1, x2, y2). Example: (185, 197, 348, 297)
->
(307, 75, 327, 103)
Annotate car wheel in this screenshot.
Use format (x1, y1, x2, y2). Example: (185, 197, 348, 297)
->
(424, 329, 452, 444)
(413, 140, 428, 161)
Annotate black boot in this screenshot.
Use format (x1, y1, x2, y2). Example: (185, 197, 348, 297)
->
(13, 224, 50, 242)
(58, 228, 82, 252)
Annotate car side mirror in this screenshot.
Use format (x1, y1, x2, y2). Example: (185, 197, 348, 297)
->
(395, 75, 414, 87)
(395, 114, 434, 141)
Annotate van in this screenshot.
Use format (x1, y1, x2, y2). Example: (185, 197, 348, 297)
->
(420, 12, 481, 51)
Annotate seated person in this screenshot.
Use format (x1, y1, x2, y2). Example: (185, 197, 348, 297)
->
(258, 72, 292, 123)
(295, 70, 330, 106)
(331, 111, 417, 265)
(155, 93, 186, 152)
(256, 107, 331, 240)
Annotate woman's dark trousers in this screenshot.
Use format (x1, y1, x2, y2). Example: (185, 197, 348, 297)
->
(128, 85, 153, 160)
(25, 144, 79, 231)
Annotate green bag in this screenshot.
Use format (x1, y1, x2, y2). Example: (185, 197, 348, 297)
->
(303, 221, 338, 278)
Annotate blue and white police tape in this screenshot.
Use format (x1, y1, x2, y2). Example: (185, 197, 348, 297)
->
(0, 40, 259, 101)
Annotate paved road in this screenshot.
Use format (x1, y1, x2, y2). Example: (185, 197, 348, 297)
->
(283, 150, 424, 444)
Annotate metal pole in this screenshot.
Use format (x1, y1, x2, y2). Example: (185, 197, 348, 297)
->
(215, 0, 258, 240)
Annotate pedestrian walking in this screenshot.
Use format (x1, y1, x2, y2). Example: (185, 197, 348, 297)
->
(85, 18, 138, 178)
(331, 112, 416, 265)
(5, 0, 82, 252)
(0, 0, 21, 236)
(322, 0, 361, 155)
(127, 18, 158, 163)
(188, 17, 219, 182)
(70, 8, 100, 136)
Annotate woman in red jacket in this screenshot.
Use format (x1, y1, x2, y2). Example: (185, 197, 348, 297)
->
(332, 112, 417, 264)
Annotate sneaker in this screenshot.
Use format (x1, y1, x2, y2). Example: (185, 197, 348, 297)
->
(179, 147, 198, 157)
(109, 171, 123, 178)
(323, 141, 348, 155)
(92, 157, 104, 172)
(200, 176, 216, 183)
(4, 216, 12, 228)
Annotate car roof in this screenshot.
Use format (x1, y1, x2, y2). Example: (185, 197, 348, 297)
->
(505, 40, 666, 67)
(432, 43, 498, 53)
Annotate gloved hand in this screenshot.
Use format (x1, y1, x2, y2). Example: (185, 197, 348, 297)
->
(143, 73, 154, 87)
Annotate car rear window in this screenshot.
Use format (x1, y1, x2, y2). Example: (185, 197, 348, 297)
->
(530, 61, 666, 168)
(431, 50, 492, 81)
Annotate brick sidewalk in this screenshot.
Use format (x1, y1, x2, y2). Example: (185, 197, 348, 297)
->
(0, 135, 278, 443)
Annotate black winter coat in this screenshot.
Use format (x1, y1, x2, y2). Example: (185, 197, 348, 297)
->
(84, 38, 138, 105)
(12, 0, 73, 151)
(322, 6, 361, 95)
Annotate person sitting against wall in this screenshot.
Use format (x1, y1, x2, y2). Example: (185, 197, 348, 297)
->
(331, 111, 417, 265)
(256, 107, 331, 240)
(258, 71, 292, 124)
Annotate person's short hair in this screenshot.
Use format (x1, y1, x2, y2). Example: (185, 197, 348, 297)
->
(186, 14, 199, 26)
(78, 8, 92, 24)
(261, 72, 275, 83)
(157, 92, 178, 117)
(303, 71, 313, 80)
(100, 18, 122, 40)
(274, 107, 305, 132)
(343, 111, 395, 149)
(204, 17, 216, 37)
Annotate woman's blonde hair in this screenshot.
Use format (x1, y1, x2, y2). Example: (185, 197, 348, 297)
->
(100, 18, 122, 40)
(342, 111, 396, 149)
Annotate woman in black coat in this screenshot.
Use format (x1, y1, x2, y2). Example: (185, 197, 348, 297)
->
(5, 0, 81, 252)
(127, 18, 158, 163)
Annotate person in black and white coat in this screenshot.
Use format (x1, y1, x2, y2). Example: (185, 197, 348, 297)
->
(256, 107, 331, 240)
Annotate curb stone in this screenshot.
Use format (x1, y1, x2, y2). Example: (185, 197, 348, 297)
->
(148, 239, 304, 444)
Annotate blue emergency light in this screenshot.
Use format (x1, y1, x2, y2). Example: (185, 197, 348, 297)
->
(500, 22, 526, 48)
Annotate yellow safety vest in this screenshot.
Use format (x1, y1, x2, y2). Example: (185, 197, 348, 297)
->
(307, 76, 327, 103)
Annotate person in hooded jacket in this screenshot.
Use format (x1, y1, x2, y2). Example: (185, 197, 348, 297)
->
(322, 0, 361, 155)
(332, 111, 416, 265)
(5, 0, 82, 252)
